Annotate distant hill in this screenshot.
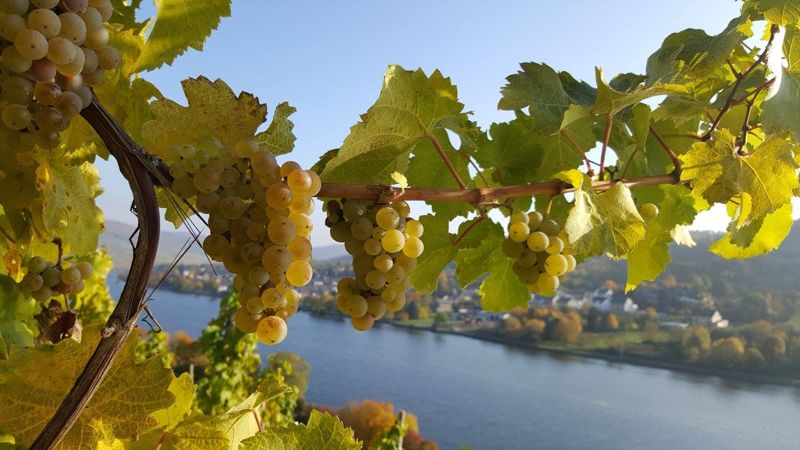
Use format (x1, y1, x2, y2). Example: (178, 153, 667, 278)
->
(101, 220, 348, 269)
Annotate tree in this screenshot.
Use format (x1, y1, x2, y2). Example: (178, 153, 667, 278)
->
(707, 337, 746, 368)
(743, 348, 766, 370)
(605, 313, 620, 331)
(681, 325, 711, 361)
(0, 1, 798, 447)
(503, 316, 523, 333)
(759, 334, 787, 360)
(523, 319, 546, 339)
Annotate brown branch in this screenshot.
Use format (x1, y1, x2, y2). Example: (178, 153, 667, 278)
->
(32, 99, 160, 449)
(560, 129, 593, 174)
(648, 125, 682, 178)
(598, 114, 613, 181)
(427, 132, 467, 190)
(452, 214, 485, 246)
(702, 25, 779, 140)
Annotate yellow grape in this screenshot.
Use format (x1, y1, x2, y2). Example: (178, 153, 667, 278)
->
(565, 254, 577, 272)
(510, 211, 528, 224)
(373, 254, 393, 272)
(256, 316, 288, 345)
(363, 238, 382, 256)
(288, 236, 312, 260)
(391, 200, 410, 217)
(502, 239, 523, 258)
(402, 237, 424, 258)
(267, 217, 296, 246)
(351, 313, 375, 331)
(245, 296, 264, 314)
(234, 308, 260, 333)
(367, 296, 387, 320)
(365, 270, 386, 290)
(545, 236, 564, 255)
(287, 169, 312, 192)
(539, 219, 560, 236)
(526, 231, 549, 252)
(544, 254, 568, 277)
(404, 219, 424, 238)
(508, 222, 530, 243)
(261, 287, 285, 309)
(280, 161, 302, 177)
(286, 260, 312, 286)
(376, 206, 400, 230)
(266, 183, 292, 209)
(381, 229, 405, 253)
(343, 295, 368, 317)
(337, 277, 356, 295)
(537, 273, 560, 293)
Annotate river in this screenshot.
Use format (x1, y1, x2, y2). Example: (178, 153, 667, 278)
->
(109, 276, 800, 449)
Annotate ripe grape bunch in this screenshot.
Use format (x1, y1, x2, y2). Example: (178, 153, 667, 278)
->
(164, 137, 320, 346)
(503, 211, 576, 295)
(18, 254, 92, 301)
(0, 0, 119, 149)
(326, 199, 424, 331)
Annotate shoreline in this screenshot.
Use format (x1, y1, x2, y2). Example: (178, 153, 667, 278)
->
(376, 317, 800, 388)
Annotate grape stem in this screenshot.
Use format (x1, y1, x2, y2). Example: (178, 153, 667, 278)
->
(598, 114, 613, 181)
(648, 125, 682, 179)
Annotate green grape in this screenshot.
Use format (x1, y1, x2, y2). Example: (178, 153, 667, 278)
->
(261, 245, 292, 273)
(240, 242, 264, 264)
(202, 234, 228, 259)
(193, 166, 221, 193)
(391, 200, 410, 217)
(366, 296, 386, 320)
(20, 272, 44, 291)
(2, 76, 33, 105)
(502, 239, 523, 258)
(342, 199, 366, 221)
(363, 238, 382, 256)
(527, 211, 543, 230)
(28, 8, 61, 38)
(267, 216, 296, 246)
(79, 47, 97, 73)
(517, 266, 540, 285)
(218, 196, 246, 219)
(371, 227, 385, 239)
(256, 316, 288, 345)
(537, 273, 559, 293)
(96, 45, 119, 69)
(518, 249, 537, 268)
(376, 206, 400, 230)
(337, 277, 356, 296)
(177, 143, 196, 159)
(70, 279, 84, 294)
(57, 90, 83, 117)
(351, 313, 374, 331)
(286, 169, 312, 192)
(239, 283, 260, 300)
(404, 219, 423, 238)
(350, 217, 373, 241)
(402, 237, 424, 258)
(2, 104, 32, 130)
(45, 36, 76, 65)
(344, 237, 365, 256)
(352, 253, 374, 274)
(381, 288, 396, 302)
(385, 264, 405, 284)
(524, 231, 547, 252)
(195, 191, 221, 213)
(261, 287, 285, 309)
(42, 266, 61, 287)
(508, 222, 530, 243)
(545, 236, 564, 255)
(510, 211, 528, 224)
(234, 308, 259, 333)
(90, 0, 113, 21)
(235, 139, 258, 157)
(539, 219, 560, 236)
(381, 229, 405, 253)
(32, 105, 63, 131)
(336, 295, 348, 313)
(640, 202, 659, 221)
(373, 254, 393, 272)
(1, 46, 33, 73)
(84, 29, 108, 51)
(32, 286, 53, 301)
(365, 270, 386, 290)
(220, 166, 240, 188)
(60, 266, 81, 284)
(395, 253, 417, 272)
(0, 14, 27, 41)
(343, 295, 368, 317)
(80, 6, 102, 31)
(245, 296, 264, 314)
(286, 260, 312, 286)
(544, 254, 568, 277)
(0, 0, 28, 14)
(330, 221, 350, 243)
(55, 45, 84, 76)
(386, 292, 406, 312)
(60, 0, 88, 12)
(280, 160, 302, 177)
(564, 254, 577, 272)
(33, 129, 60, 149)
(288, 237, 312, 260)
(15, 29, 49, 60)
(266, 182, 292, 209)
(58, 13, 86, 44)
(28, 256, 48, 273)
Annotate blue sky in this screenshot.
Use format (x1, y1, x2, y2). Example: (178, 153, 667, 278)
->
(96, 0, 745, 244)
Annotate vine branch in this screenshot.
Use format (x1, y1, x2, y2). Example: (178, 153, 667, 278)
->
(598, 114, 613, 181)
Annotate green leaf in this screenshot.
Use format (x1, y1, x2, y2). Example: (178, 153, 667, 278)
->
(132, 0, 232, 73)
(498, 62, 595, 132)
(762, 70, 800, 140)
(783, 26, 800, 73)
(0, 324, 176, 449)
(710, 203, 793, 258)
(410, 215, 457, 293)
(41, 162, 104, 255)
(556, 170, 646, 258)
(0, 274, 36, 353)
(477, 243, 531, 312)
(149, 373, 196, 430)
(240, 411, 360, 450)
(645, 17, 751, 84)
(142, 77, 267, 157)
(321, 66, 468, 184)
(679, 130, 798, 226)
(745, 0, 800, 25)
(158, 422, 231, 450)
(591, 68, 687, 115)
(254, 102, 297, 156)
(625, 185, 697, 291)
(455, 222, 505, 288)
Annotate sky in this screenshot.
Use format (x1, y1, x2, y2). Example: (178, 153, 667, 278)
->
(95, 0, 748, 245)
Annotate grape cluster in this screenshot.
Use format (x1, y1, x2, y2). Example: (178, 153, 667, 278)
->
(503, 211, 576, 295)
(18, 255, 92, 300)
(0, 0, 119, 149)
(325, 199, 424, 331)
(164, 137, 320, 346)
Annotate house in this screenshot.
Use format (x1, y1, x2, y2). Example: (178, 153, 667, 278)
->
(691, 310, 729, 328)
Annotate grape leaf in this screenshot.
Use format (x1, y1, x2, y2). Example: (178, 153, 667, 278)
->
(0, 274, 36, 353)
(131, 0, 232, 73)
(156, 422, 231, 450)
(254, 102, 297, 156)
(141, 77, 267, 156)
(41, 162, 104, 256)
(591, 68, 687, 115)
(410, 215, 457, 293)
(0, 325, 176, 449)
(556, 170, 646, 258)
(498, 62, 596, 133)
(240, 411, 360, 450)
(679, 130, 798, 226)
(149, 373, 196, 430)
(320, 66, 469, 184)
(625, 185, 697, 291)
(762, 70, 800, 140)
(710, 203, 793, 258)
(745, 0, 800, 25)
(645, 17, 750, 84)
(477, 242, 531, 312)
(455, 222, 505, 288)
(783, 26, 800, 73)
